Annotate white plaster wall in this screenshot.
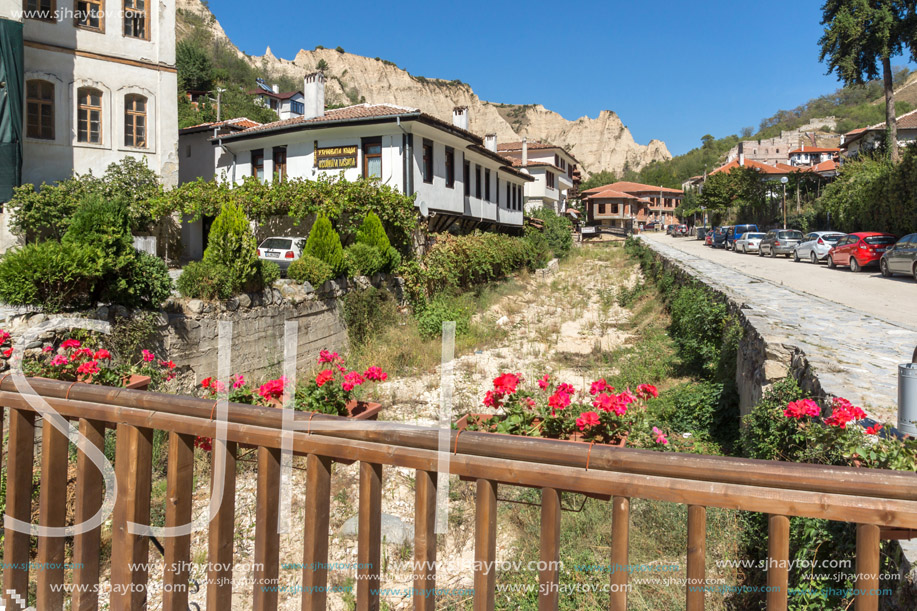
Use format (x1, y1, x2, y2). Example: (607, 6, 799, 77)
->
(178, 131, 216, 184)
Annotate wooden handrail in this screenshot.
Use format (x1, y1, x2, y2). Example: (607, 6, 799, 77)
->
(1, 378, 910, 611)
(3, 377, 916, 502)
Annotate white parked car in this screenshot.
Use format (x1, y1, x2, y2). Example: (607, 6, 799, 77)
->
(734, 232, 766, 254)
(792, 231, 846, 263)
(257, 236, 307, 273)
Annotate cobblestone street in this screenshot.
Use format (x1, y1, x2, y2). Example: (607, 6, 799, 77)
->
(640, 233, 917, 423)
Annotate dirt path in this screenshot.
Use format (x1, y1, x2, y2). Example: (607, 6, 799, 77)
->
(163, 244, 641, 611)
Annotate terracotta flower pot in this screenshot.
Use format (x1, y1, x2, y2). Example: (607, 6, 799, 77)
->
(122, 374, 151, 391)
(346, 400, 383, 420)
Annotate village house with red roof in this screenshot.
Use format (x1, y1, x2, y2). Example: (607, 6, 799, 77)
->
(497, 140, 579, 215)
(840, 108, 917, 157)
(581, 181, 684, 229)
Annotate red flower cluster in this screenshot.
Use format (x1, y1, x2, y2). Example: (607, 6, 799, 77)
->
(824, 397, 866, 429)
(76, 361, 100, 375)
(342, 371, 364, 392)
(864, 423, 883, 435)
(576, 411, 600, 431)
(483, 373, 522, 409)
(318, 350, 341, 364)
(0, 329, 10, 345)
(316, 370, 334, 387)
(258, 377, 289, 401)
(363, 366, 388, 382)
(636, 384, 659, 400)
(537, 374, 550, 390)
(784, 399, 820, 420)
(592, 392, 628, 416)
(61, 339, 81, 350)
(590, 379, 612, 395)
(548, 384, 575, 414)
(141, 349, 156, 362)
(194, 436, 212, 452)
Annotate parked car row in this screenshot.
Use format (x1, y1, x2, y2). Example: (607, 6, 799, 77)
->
(700, 226, 917, 281)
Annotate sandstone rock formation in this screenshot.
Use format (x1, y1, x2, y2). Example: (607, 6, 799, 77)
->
(176, 0, 671, 176)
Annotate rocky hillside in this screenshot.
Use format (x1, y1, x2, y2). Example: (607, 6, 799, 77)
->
(175, 0, 670, 177)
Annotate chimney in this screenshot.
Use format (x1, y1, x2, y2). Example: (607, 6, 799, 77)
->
(452, 106, 468, 131)
(522, 137, 528, 167)
(484, 134, 497, 152)
(272, 84, 280, 94)
(738, 141, 745, 166)
(303, 71, 325, 120)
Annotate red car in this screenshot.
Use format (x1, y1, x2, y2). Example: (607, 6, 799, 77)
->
(827, 232, 897, 272)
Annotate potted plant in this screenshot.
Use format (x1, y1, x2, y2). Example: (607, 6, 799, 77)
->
(294, 350, 388, 419)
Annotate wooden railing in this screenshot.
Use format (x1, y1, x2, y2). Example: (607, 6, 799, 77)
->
(2, 377, 916, 610)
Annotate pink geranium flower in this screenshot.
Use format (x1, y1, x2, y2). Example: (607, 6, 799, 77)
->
(232, 374, 246, 389)
(537, 374, 551, 390)
(363, 366, 388, 382)
(652, 426, 669, 445)
(141, 350, 155, 362)
(318, 350, 340, 364)
(342, 371, 364, 392)
(590, 379, 610, 395)
(784, 399, 820, 419)
(50, 354, 68, 366)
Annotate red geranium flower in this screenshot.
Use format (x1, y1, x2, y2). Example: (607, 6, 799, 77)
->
(865, 424, 883, 435)
(77, 361, 100, 375)
(258, 376, 289, 401)
(537, 374, 551, 390)
(593, 393, 615, 412)
(784, 399, 820, 419)
(141, 350, 155, 362)
(61, 339, 81, 350)
(636, 384, 659, 399)
(2, 348, 12, 358)
(342, 371, 364, 392)
(363, 366, 388, 382)
(318, 350, 340, 364)
(483, 390, 501, 408)
(590, 379, 610, 395)
(201, 377, 212, 388)
(93, 349, 111, 360)
(548, 391, 571, 413)
(194, 436, 212, 452)
(70, 348, 94, 361)
(493, 373, 520, 395)
(315, 370, 334, 387)
(576, 411, 600, 431)
(160, 360, 176, 370)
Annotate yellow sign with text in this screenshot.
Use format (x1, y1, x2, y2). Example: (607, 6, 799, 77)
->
(314, 145, 358, 170)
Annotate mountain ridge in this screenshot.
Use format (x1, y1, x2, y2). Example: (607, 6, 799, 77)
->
(175, 0, 671, 177)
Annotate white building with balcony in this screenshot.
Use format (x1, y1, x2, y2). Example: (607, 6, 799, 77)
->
(497, 140, 578, 215)
(212, 77, 532, 237)
(248, 81, 305, 121)
(788, 146, 839, 167)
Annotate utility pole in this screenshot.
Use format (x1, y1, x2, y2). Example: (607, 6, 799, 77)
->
(216, 87, 225, 122)
(781, 176, 788, 229)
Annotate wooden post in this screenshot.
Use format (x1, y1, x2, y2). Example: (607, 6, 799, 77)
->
(207, 440, 237, 609)
(474, 479, 498, 611)
(162, 432, 195, 611)
(609, 496, 630, 611)
(357, 461, 382, 611)
(686, 505, 706, 611)
(253, 446, 282, 611)
(36, 417, 70, 610)
(539, 488, 562, 611)
(72, 418, 106, 611)
(2, 409, 34, 610)
(413, 470, 437, 611)
(302, 454, 333, 611)
(855, 524, 881, 611)
(767, 515, 790, 611)
(110, 423, 154, 610)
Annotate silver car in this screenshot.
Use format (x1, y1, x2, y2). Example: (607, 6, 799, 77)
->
(792, 231, 846, 264)
(759, 229, 805, 258)
(734, 232, 766, 254)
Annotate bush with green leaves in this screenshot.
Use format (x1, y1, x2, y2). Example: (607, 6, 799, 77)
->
(201, 201, 263, 295)
(355, 212, 401, 272)
(342, 287, 399, 346)
(415, 294, 472, 339)
(176, 260, 234, 301)
(344, 242, 384, 277)
(304, 214, 345, 275)
(121, 251, 174, 309)
(527, 208, 573, 259)
(0, 241, 105, 311)
(288, 255, 333, 287)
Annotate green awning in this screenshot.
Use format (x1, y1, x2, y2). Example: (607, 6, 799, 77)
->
(0, 18, 24, 204)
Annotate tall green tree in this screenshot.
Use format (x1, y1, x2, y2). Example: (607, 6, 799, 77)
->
(819, 0, 915, 163)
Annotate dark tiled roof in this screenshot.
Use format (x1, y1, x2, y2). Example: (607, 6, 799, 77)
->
(179, 117, 262, 135)
(247, 89, 303, 100)
(498, 140, 580, 164)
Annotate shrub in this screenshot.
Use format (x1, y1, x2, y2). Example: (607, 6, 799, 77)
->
(344, 242, 384, 277)
(527, 208, 573, 259)
(342, 287, 398, 346)
(288, 255, 333, 287)
(202, 201, 261, 293)
(668, 284, 731, 377)
(304, 214, 345, 275)
(259, 260, 281, 287)
(176, 260, 234, 300)
(382, 245, 401, 272)
(415, 294, 472, 339)
(63, 193, 135, 276)
(355, 212, 390, 251)
(0, 241, 105, 311)
(120, 251, 174, 308)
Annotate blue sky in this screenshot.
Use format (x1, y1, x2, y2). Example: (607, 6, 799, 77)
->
(211, 0, 910, 156)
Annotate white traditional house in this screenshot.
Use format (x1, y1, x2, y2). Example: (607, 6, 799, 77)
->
(788, 146, 839, 167)
(248, 81, 305, 121)
(0, 0, 178, 252)
(840, 108, 917, 158)
(213, 74, 533, 235)
(497, 140, 579, 214)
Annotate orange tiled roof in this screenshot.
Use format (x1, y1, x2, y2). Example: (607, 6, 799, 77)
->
(709, 158, 788, 176)
(504, 157, 566, 173)
(180, 117, 263, 134)
(498, 141, 580, 164)
(585, 188, 639, 200)
(582, 181, 684, 196)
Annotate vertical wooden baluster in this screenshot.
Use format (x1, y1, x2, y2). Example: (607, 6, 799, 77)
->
(474, 479, 498, 611)
(253, 446, 281, 611)
(162, 432, 194, 611)
(110, 423, 154, 610)
(357, 461, 382, 611)
(855, 524, 880, 611)
(302, 454, 332, 611)
(686, 505, 706, 611)
(72, 419, 106, 611)
(539, 488, 561, 611)
(2, 409, 34, 610)
(609, 496, 630, 611)
(413, 470, 437, 611)
(36, 417, 70, 610)
(207, 440, 237, 609)
(767, 515, 790, 611)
